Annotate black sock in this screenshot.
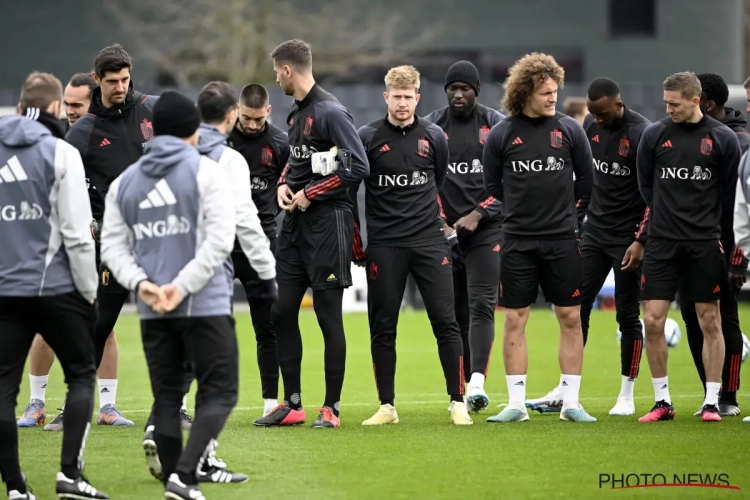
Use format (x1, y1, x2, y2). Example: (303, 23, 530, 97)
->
(274, 284, 307, 408)
(381, 399, 395, 407)
(284, 392, 303, 411)
(450, 394, 463, 402)
(313, 288, 347, 411)
(323, 402, 340, 417)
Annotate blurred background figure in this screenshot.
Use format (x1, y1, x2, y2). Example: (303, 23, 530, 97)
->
(563, 96, 589, 125)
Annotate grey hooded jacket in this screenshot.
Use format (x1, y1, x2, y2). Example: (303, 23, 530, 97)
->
(101, 135, 236, 319)
(196, 124, 276, 280)
(0, 115, 97, 301)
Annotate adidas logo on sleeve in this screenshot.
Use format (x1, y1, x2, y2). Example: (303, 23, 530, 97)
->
(139, 179, 177, 209)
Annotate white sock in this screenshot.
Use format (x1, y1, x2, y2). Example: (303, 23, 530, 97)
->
(704, 382, 721, 407)
(468, 372, 485, 390)
(560, 374, 581, 405)
(618, 375, 635, 399)
(557, 374, 565, 391)
(98, 379, 117, 410)
(652, 376, 671, 404)
(506, 375, 526, 405)
(29, 375, 48, 403)
(181, 395, 187, 412)
(264, 399, 278, 414)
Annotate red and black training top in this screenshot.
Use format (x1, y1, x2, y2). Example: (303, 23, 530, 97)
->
(482, 111, 594, 239)
(583, 107, 651, 244)
(278, 84, 369, 211)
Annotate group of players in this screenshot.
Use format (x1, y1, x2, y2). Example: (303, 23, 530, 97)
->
(1, 38, 749, 499)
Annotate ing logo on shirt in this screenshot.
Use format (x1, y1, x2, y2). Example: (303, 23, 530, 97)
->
(659, 166, 711, 180)
(593, 159, 631, 176)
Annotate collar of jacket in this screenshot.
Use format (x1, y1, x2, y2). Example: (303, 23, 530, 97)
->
(88, 81, 139, 117)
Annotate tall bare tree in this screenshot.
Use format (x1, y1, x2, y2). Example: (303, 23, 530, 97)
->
(98, 0, 453, 88)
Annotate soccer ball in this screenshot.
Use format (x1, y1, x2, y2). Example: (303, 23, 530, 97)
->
(742, 333, 749, 363)
(616, 318, 682, 348)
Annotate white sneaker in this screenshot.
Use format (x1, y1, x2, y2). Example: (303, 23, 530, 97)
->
(487, 402, 530, 422)
(609, 397, 635, 416)
(525, 387, 563, 414)
(449, 401, 473, 425)
(362, 404, 399, 425)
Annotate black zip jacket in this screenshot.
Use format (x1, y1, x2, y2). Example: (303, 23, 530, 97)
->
(636, 115, 740, 243)
(278, 84, 368, 211)
(65, 82, 157, 221)
(482, 112, 594, 239)
(583, 107, 650, 244)
(424, 103, 505, 226)
(353, 115, 448, 250)
(229, 121, 289, 241)
(720, 107, 750, 155)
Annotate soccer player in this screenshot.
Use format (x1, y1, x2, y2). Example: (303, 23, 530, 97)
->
(482, 52, 596, 423)
(424, 61, 505, 411)
(355, 65, 472, 425)
(254, 39, 369, 429)
(525, 78, 650, 417)
(18, 72, 130, 430)
(229, 83, 289, 419)
(680, 73, 748, 417)
(101, 90, 238, 500)
(0, 72, 108, 500)
(64, 73, 97, 126)
(64, 44, 178, 431)
(637, 72, 740, 423)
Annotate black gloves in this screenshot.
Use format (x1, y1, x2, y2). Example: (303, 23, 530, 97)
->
(245, 278, 279, 306)
(90, 219, 101, 241)
(447, 232, 465, 272)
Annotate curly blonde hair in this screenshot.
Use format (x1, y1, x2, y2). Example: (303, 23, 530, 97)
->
(502, 53, 565, 115)
(385, 65, 421, 91)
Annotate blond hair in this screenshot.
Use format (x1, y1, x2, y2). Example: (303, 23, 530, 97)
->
(20, 72, 63, 110)
(385, 65, 421, 91)
(502, 53, 565, 115)
(663, 72, 701, 100)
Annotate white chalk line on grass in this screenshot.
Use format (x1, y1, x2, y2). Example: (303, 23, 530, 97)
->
(21, 393, 706, 417)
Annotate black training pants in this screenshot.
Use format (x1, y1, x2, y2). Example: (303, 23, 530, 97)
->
(453, 228, 500, 382)
(0, 293, 97, 489)
(93, 270, 129, 369)
(141, 315, 238, 485)
(366, 243, 464, 403)
(232, 238, 279, 400)
(579, 229, 643, 378)
(680, 285, 743, 404)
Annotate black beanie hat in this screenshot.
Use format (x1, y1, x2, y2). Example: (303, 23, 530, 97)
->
(152, 90, 200, 138)
(444, 60, 480, 96)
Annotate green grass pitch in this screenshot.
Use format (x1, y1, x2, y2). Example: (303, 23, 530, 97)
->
(14, 306, 750, 499)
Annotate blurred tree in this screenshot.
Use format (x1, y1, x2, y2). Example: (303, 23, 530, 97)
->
(100, 0, 451, 88)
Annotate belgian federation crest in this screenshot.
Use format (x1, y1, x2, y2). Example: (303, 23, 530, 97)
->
(261, 145, 273, 166)
(141, 119, 154, 140)
(303, 116, 313, 135)
(700, 136, 713, 156)
(479, 125, 490, 145)
(418, 137, 430, 157)
(550, 128, 563, 148)
(619, 136, 630, 157)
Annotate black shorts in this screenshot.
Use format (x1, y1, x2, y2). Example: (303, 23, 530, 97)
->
(641, 238, 726, 303)
(276, 206, 353, 290)
(500, 238, 582, 308)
